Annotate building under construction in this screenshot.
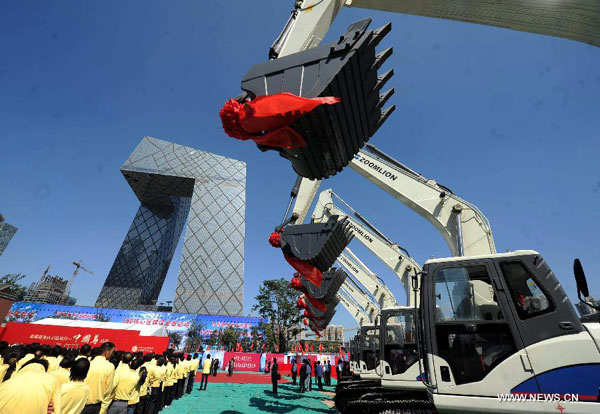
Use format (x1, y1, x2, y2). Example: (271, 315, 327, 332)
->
(23, 267, 76, 306)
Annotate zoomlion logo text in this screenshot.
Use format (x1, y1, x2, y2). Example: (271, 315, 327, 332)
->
(339, 256, 360, 274)
(348, 222, 374, 243)
(358, 157, 398, 181)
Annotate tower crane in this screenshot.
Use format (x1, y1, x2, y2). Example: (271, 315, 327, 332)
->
(66, 260, 93, 295)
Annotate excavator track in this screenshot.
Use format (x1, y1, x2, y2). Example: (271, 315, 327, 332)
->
(335, 385, 399, 413)
(342, 397, 436, 414)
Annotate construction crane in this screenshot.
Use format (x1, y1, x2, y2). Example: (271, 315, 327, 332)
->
(66, 260, 93, 295)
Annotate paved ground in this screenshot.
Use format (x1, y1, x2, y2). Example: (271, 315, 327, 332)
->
(162, 373, 337, 414)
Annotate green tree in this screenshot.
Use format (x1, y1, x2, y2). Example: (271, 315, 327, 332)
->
(207, 329, 219, 346)
(252, 278, 302, 353)
(168, 331, 183, 349)
(0, 273, 27, 298)
(185, 320, 204, 352)
(221, 327, 238, 351)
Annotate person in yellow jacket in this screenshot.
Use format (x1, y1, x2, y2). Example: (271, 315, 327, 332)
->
(152, 356, 167, 412)
(186, 353, 200, 394)
(163, 357, 179, 407)
(61, 358, 90, 414)
(107, 358, 146, 414)
(137, 354, 156, 414)
(84, 342, 116, 414)
(175, 354, 187, 399)
(0, 357, 62, 414)
(51, 355, 75, 386)
(200, 354, 211, 391)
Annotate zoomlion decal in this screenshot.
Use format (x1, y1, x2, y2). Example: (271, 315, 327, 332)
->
(348, 222, 374, 243)
(339, 256, 360, 274)
(356, 156, 398, 181)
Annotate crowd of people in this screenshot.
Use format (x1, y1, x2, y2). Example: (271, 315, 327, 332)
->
(0, 341, 201, 414)
(289, 358, 334, 393)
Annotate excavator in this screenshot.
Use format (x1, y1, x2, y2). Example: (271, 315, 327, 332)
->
(222, 1, 600, 412)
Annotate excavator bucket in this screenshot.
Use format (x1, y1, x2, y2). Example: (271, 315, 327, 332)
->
(301, 267, 347, 302)
(281, 216, 353, 272)
(308, 310, 337, 331)
(240, 18, 395, 179)
(300, 295, 340, 320)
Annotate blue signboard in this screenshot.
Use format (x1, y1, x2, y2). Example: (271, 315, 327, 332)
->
(6, 302, 267, 349)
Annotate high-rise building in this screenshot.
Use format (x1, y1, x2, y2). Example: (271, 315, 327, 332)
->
(0, 215, 18, 258)
(23, 266, 76, 305)
(324, 324, 344, 342)
(95, 137, 246, 316)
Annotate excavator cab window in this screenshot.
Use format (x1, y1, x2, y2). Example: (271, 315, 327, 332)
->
(382, 312, 418, 375)
(499, 261, 554, 319)
(433, 264, 517, 385)
(362, 327, 380, 370)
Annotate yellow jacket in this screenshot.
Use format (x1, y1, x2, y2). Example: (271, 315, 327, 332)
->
(151, 365, 166, 388)
(0, 363, 62, 414)
(84, 356, 115, 414)
(51, 367, 71, 386)
(60, 381, 89, 414)
(111, 366, 140, 402)
(202, 359, 212, 375)
(46, 356, 60, 372)
(163, 364, 174, 387)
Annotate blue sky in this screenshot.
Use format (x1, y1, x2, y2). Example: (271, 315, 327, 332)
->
(1, 1, 599, 335)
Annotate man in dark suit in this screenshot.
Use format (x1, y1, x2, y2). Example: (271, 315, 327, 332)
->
(291, 359, 297, 385)
(299, 359, 307, 393)
(271, 358, 279, 394)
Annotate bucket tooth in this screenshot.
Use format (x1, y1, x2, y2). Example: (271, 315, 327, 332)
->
(371, 47, 393, 72)
(371, 105, 396, 135)
(376, 88, 394, 110)
(371, 22, 392, 47)
(236, 18, 396, 180)
(374, 69, 394, 92)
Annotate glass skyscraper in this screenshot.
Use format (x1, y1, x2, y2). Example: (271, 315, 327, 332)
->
(0, 217, 18, 258)
(95, 137, 246, 316)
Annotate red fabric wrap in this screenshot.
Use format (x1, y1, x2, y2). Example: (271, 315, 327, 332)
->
(303, 294, 327, 313)
(220, 93, 341, 149)
(268, 232, 281, 248)
(290, 277, 302, 290)
(303, 318, 309, 326)
(284, 254, 323, 288)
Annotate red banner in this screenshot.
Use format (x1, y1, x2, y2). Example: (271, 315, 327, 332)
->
(0, 322, 169, 354)
(221, 352, 261, 372)
(266, 353, 287, 365)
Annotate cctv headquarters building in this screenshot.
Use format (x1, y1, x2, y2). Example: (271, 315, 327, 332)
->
(95, 137, 246, 316)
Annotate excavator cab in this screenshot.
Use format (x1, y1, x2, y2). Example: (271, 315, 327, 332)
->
(237, 18, 395, 180)
(380, 307, 419, 377)
(420, 251, 599, 413)
(359, 324, 381, 372)
(281, 215, 353, 272)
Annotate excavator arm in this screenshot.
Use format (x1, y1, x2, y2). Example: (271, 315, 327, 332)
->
(350, 145, 495, 256)
(337, 248, 397, 309)
(337, 287, 371, 327)
(312, 188, 421, 306)
(341, 277, 381, 323)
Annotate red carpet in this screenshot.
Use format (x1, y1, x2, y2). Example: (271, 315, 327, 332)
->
(194, 371, 291, 385)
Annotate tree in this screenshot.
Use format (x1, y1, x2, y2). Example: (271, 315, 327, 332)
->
(185, 320, 204, 352)
(168, 331, 183, 349)
(0, 273, 27, 299)
(221, 327, 238, 351)
(252, 278, 302, 353)
(207, 329, 219, 346)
